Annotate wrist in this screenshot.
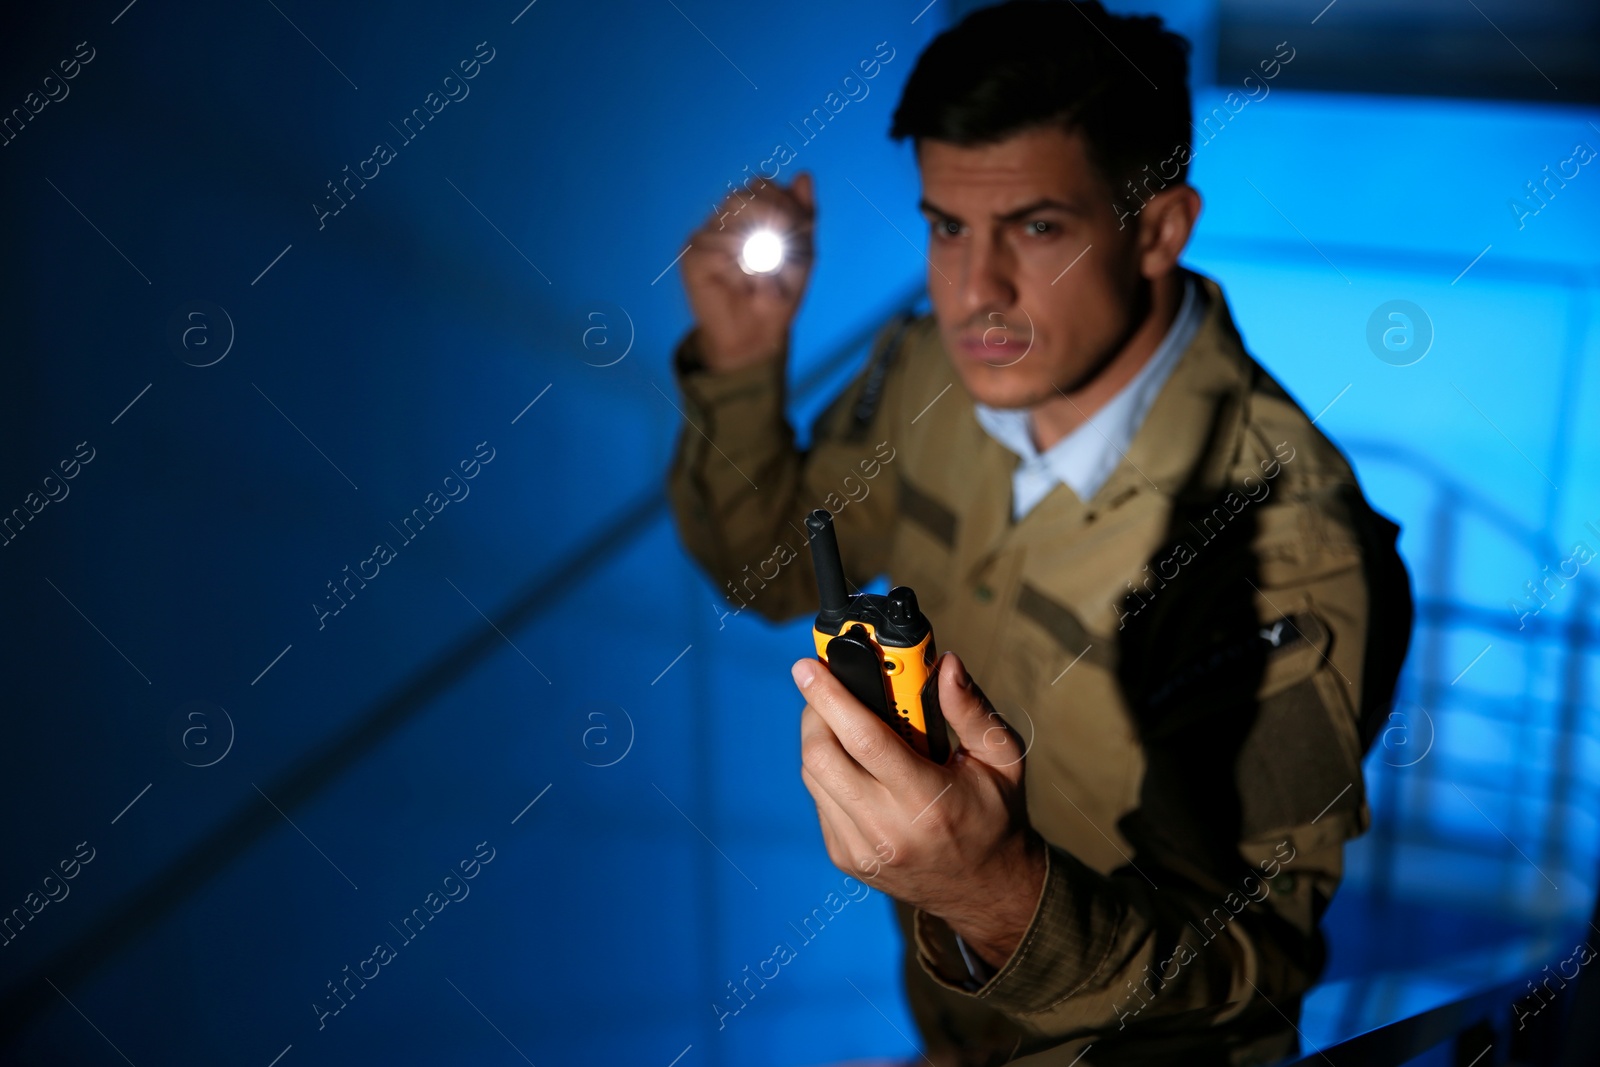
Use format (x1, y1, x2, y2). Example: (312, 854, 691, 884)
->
(692, 326, 787, 374)
(947, 830, 1048, 971)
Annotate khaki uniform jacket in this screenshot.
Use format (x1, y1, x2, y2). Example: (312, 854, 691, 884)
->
(666, 269, 1413, 1066)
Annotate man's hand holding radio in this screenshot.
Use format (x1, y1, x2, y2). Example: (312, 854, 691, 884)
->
(794, 650, 1048, 972)
(681, 173, 816, 373)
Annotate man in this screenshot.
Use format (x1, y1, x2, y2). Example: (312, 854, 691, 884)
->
(666, 2, 1412, 1063)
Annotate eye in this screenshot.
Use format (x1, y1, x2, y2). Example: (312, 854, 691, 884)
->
(1026, 219, 1055, 236)
(930, 218, 962, 238)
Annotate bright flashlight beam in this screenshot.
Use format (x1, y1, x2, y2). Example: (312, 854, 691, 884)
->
(740, 230, 784, 274)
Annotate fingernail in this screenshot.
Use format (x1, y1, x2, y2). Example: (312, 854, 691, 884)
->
(792, 660, 817, 688)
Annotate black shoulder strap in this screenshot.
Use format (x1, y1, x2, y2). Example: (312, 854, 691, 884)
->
(812, 308, 915, 447)
(846, 313, 915, 440)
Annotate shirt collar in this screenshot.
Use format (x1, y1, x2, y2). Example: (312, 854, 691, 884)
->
(974, 272, 1205, 516)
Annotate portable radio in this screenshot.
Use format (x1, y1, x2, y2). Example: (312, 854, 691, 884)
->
(805, 508, 950, 764)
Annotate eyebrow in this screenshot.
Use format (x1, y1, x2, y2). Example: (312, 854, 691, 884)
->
(918, 197, 1085, 223)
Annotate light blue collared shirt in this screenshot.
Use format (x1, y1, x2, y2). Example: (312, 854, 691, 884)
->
(973, 273, 1205, 519)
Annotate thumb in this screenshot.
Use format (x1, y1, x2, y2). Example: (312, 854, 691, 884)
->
(937, 652, 1026, 782)
(790, 171, 815, 215)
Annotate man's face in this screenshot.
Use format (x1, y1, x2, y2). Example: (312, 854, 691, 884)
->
(917, 125, 1145, 409)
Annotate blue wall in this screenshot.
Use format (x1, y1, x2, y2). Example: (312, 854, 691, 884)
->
(1, 1, 1597, 1064)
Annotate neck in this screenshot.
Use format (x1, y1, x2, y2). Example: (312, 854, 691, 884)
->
(1029, 271, 1185, 453)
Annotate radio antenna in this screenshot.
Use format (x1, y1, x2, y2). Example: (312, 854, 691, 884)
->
(805, 508, 849, 629)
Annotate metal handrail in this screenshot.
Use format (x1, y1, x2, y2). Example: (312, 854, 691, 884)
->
(1277, 926, 1593, 1067)
(1282, 972, 1527, 1066)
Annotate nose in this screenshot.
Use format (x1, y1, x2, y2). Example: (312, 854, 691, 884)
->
(956, 230, 1015, 322)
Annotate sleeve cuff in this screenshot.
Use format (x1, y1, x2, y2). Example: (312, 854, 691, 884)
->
(913, 844, 1124, 1017)
(671, 329, 789, 430)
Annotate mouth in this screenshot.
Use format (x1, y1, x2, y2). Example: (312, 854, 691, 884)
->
(956, 331, 1028, 366)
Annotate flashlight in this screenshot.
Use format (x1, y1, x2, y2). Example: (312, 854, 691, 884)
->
(806, 508, 950, 763)
(738, 229, 785, 275)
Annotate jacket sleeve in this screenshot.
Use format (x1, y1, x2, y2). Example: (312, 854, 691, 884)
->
(665, 319, 914, 624)
(908, 474, 1409, 1057)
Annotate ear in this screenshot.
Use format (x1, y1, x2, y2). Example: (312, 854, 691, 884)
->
(1138, 184, 1202, 279)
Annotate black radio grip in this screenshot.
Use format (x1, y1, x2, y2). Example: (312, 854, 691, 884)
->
(824, 628, 897, 729)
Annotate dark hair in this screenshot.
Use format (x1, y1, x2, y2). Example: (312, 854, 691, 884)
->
(890, 0, 1192, 195)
